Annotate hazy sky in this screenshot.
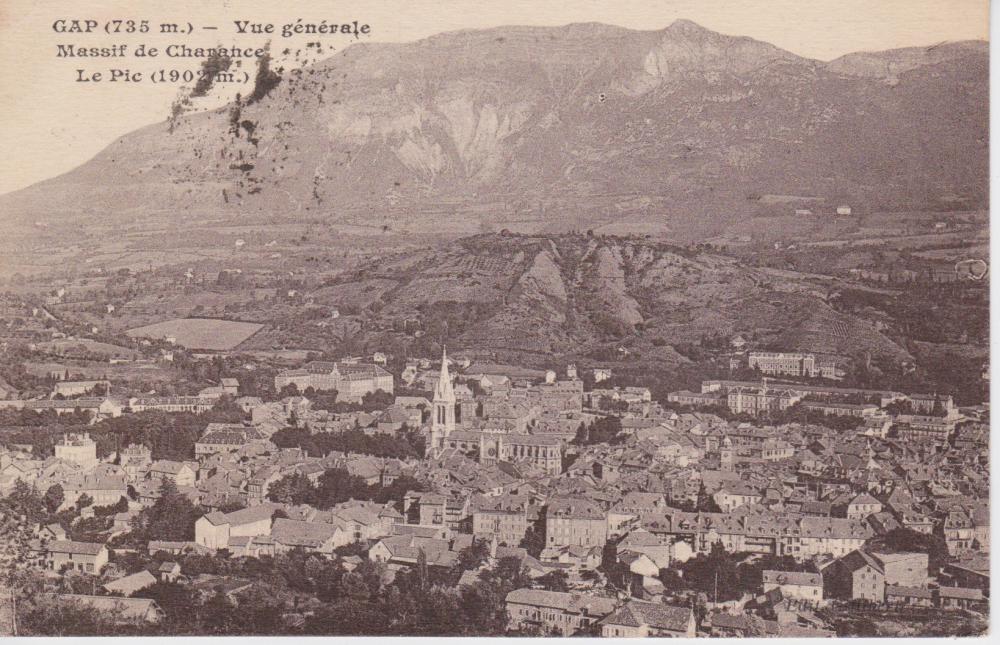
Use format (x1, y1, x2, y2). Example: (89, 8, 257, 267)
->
(0, 0, 989, 195)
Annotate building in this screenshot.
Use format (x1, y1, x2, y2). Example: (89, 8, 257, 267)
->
(120, 444, 152, 481)
(148, 460, 198, 488)
(908, 393, 956, 416)
(885, 585, 933, 607)
(845, 493, 883, 520)
(545, 497, 607, 549)
(478, 433, 562, 475)
(195, 424, 267, 456)
(763, 570, 824, 603)
(53, 380, 110, 398)
(727, 384, 802, 417)
(713, 482, 762, 513)
(823, 550, 884, 602)
(799, 518, 873, 558)
(937, 587, 985, 610)
(195, 504, 277, 550)
(270, 518, 348, 555)
(429, 348, 457, 458)
(472, 495, 533, 546)
(274, 361, 393, 402)
(748, 352, 819, 378)
(943, 509, 976, 554)
(46, 595, 164, 625)
(54, 433, 98, 469)
(667, 390, 725, 407)
(129, 396, 217, 414)
(45, 540, 108, 575)
(505, 588, 615, 636)
(600, 600, 696, 637)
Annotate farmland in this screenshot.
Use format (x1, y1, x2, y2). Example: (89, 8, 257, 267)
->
(125, 318, 264, 351)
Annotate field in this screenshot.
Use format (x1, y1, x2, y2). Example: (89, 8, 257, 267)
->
(125, 318, 264, 351)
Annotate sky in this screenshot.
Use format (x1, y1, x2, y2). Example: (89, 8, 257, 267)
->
(0, 0, 989, 195)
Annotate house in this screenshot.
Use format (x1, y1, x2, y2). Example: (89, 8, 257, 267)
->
(46, 595, 164, 625)
(195, 504, 277, 550)
(615, 529, 672, 569)
(823, 550, 884, 602)
(545, 497, 607, 549)
(148, 460, 197, 488)
(158, 561, 182, 582)
(936, 586, 985, 610)
(872, 551, 928, 587)
(471, 495, 532, 546)
(845, 493, 882, 520)
(194, 424, 267, 457)
(618, 551, 660, 578)
(54, 432, 98, 469)
(53, 380, 110, 398)
(219, 378, 240, 396)
(798, 517, 872, 558)
(600, 600, 696, 637)
(713, 482, 762, 513)
(505, 588, 616, 636)
(270, 518, 348, 555)
(104, 570, 157, 597)
(885, 585, 933, 607)
(44, 540, 109, 575)
(941, 556, 989, 592)
(368, 534, 459, 569)
(762, 570, 824, 603)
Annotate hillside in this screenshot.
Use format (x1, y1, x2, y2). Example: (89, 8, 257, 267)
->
(0, 20, 988, 247)
(232, 233, 913, 373)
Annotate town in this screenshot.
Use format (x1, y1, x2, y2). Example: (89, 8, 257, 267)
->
(0, 323, 988, 636)
(0, 5, 990, 639)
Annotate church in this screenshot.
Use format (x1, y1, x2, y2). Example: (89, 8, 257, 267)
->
(429, 348, 562, 475)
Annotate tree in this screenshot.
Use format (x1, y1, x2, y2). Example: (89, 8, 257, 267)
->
(43, 484, 64, 514)
(518, 523, 545, 557)
(131, 479, 200, 541)
(266, 473, 315, 505)
(75, 493, 94, 512)
(536, 569, 569, 592)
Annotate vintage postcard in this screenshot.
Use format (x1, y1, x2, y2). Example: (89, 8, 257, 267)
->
(0, 0, 990, 638)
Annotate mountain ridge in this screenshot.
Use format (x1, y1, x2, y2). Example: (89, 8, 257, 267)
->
(0, 20, 987, 244)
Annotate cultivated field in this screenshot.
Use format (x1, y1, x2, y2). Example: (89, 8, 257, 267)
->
(125, 318, 264, 351)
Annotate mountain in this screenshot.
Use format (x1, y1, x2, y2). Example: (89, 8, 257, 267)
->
(0, 20, 988, 242)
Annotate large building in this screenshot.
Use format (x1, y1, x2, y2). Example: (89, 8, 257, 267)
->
(54, 432, 98, 469)
(545, 497, 607, 549)
(506, 588, 615, 636)
(479, 433, 562, 475)
(274, 361, 393, 402)
(471, 495, 533, 546)
(748, 352, 819, 377)
(727, 384, 803, 416)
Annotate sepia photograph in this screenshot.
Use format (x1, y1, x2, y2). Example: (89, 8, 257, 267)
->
(0, 0, 990, 638)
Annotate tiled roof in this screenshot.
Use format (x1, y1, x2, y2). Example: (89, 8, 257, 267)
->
(602, 600, 691, 632)
(47, 540, 105, 556)
(505, 588, 616, 616)
(763, 570, 822, 587)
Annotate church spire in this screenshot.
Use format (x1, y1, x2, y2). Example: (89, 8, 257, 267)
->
(434, 346, 455, 402)
(430, 346, 457, 458)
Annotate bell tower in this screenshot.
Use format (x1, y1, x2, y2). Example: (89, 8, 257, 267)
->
(430, 347, 456, 457)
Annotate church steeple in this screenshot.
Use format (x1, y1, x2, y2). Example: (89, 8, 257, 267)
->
(434, 347, 455, 402)
(430, 347, 456, 457)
